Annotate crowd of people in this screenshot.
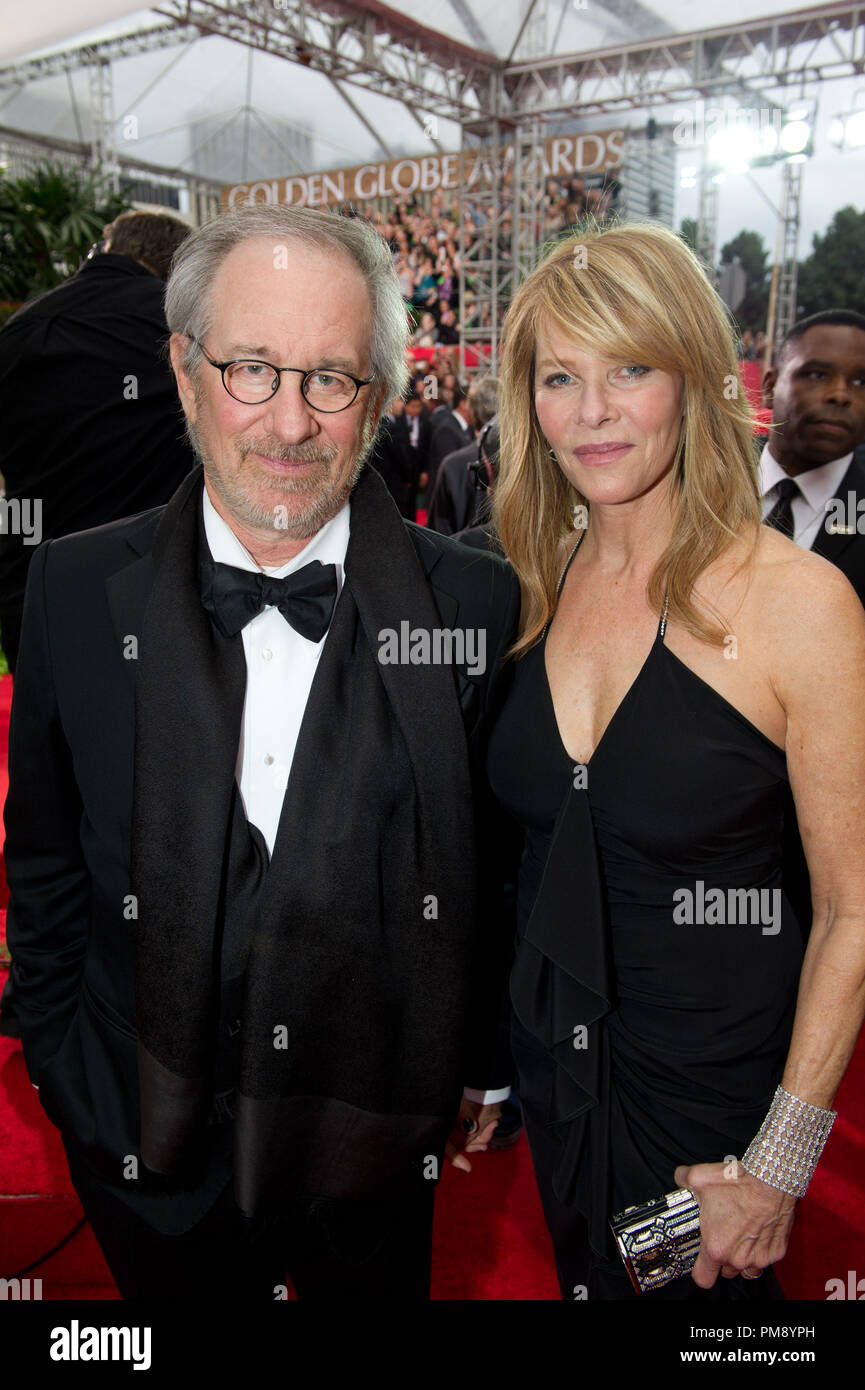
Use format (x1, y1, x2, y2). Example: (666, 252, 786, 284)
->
(328, 168, 621, 349)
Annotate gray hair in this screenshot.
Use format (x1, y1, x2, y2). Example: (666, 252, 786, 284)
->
(164, 203, 410, 406)
(467, 374, 500, 432)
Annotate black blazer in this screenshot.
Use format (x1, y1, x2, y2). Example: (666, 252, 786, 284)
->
(392, 410, 433, 472)
(4, 474, 520, 1208)
(428, 441, 480, 537)
(0, 254, 195, 615)
(368, 421, 418, 518)
(429, 412, 473, 490)
(809, 449, 865, 605)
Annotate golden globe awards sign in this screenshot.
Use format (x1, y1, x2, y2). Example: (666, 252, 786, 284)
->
(221, 131, 625, 209)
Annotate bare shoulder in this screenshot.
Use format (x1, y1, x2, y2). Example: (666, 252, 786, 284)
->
(748, 525, 865, 640)
(742, 528, 865, 704)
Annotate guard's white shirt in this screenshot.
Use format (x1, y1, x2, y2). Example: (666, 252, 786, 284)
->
(202, 485, 507, 1106)
(759, 444, 853, 552)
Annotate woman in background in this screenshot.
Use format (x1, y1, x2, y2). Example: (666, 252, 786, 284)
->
(487, 223, 865, 1299)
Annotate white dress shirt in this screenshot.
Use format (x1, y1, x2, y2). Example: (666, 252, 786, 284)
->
(759, 444, 854, 552)
(202, 485, 507, 1107)
(202, 485, 349, 856)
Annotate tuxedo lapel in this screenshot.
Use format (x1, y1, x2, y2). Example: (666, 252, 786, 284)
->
(105, 552, 154, 693)
(131, 465, 248, 1173)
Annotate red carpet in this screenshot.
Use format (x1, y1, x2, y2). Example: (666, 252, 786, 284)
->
(0, 669, 862, 1299)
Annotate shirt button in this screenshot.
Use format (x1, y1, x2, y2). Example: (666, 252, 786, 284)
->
(263, 754, 274, 766)
(273, 765, 288, 790)
(261, 647, 273, 661)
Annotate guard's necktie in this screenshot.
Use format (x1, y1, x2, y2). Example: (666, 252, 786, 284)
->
(200, 554, 339, 642)
(764, 476, 801, 539)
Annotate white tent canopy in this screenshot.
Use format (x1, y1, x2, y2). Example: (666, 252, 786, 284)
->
(0, 2, 862, 253)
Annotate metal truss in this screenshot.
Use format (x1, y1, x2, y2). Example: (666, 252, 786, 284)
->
(775, 160, 805, 346)
(696, 163, 719, 285)
(0, 0, 499, 122)
(5, 3, 862, 124)
(502, 3, 865, 120)
(86, 58, 118, 188)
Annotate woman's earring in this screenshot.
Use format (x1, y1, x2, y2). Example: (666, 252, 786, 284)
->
(547, 448, 556, 458)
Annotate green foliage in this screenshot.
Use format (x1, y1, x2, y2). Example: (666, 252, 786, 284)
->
(0, 161, 129, 301)
(721, 229, 771, 333)
(678, 217, 697, 253)
(797, 206, 865, 317)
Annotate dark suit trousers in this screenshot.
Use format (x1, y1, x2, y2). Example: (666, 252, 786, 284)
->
(63, 1134, 435, 1302)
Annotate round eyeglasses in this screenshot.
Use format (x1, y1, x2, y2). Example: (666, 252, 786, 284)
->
(190, 337, 374, 413)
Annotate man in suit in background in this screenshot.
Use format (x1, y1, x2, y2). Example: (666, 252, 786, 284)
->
(0, 208, 195, 1043)
(760, 308, 865, 932)
(5, 204, 519, 1302)
(368, 397, 418, 519)
(428, 376, 499, 536)
(760, 309, 865, 603)
(391, 393, 432, 505)
(428, 381, 474, 498)
(0, 209, 195, 671)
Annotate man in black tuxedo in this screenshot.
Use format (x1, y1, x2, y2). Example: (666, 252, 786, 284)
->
(760, 309, 865, 934)
(4, 205, 519, 1301)
(428, 381, 475, 496)
(389, 395, 432, 507)
(367, 399, 418, 518)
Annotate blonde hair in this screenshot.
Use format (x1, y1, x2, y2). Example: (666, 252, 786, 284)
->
(493, 222, 761, 656)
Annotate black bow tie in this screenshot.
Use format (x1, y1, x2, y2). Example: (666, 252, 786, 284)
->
(200, 554, 339, 642)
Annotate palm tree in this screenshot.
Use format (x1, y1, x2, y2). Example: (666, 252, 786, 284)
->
(0, 161, 128, 307)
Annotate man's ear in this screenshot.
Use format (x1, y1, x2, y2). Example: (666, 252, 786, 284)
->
(169, 332, 198, 422)
(761, 365, 777, 410)
(368, 382, 389, 429)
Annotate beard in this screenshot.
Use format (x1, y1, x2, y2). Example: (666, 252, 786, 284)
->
(186, 404, 379, 541)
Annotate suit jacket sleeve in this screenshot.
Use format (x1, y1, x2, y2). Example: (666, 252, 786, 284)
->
(461, 564, 523, 1093)
(4, 540, 91, 1085)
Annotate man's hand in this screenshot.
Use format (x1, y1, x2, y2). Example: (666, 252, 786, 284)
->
(445, 1096, 502, 1173)
(674, 1161, 797, 1288)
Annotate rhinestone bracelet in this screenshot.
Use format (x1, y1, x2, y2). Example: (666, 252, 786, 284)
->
(740, 1085, 837, 1198)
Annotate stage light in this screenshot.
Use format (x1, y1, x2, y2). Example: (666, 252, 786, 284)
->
(778, 106, 815, 158)
(829, 96, 865, 151)
(779, 121, 810, 155)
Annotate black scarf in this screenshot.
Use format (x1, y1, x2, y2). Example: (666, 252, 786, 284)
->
(131, 464, 476, 1214)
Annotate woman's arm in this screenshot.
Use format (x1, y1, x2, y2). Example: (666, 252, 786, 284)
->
(677, 552, 865, 1288)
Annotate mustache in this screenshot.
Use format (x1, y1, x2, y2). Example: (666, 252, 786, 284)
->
(239, 437, 339, 464)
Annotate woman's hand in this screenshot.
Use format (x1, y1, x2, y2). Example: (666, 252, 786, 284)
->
(674, 1160, 797, 1287)
(445, 1097, 502, 1173)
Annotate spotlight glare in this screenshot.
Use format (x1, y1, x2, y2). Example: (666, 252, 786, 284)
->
(779, 119, 811, 154)
(846, 110, 865, 148)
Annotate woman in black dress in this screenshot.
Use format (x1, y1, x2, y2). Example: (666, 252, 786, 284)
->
(487, 224, 865, 1300)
